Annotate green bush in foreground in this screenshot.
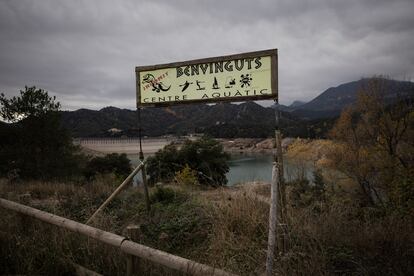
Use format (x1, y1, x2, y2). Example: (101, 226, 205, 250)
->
(146, 136, 230, 187)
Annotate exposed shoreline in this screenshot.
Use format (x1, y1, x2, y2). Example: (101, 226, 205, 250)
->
(75, 137, 296, 155)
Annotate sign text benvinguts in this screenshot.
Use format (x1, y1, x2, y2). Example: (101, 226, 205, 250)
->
(136, 49, 277, 107)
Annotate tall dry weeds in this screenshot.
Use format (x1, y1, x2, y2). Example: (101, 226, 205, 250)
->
(204, 187, 269, 275)
(1, 179, 413, 275)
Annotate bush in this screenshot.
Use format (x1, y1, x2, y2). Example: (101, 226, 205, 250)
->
(83, 153, 132, 180)
(174, 164, 199, 187)
(150, 186, 181, 204)
(288, 170, 327, 208)
(288, 178, 314, 207)
(142, 188, 211, 255)
(146, 137, 230, 187)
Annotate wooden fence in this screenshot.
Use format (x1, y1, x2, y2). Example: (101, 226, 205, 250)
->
(0, 198, 236, 276)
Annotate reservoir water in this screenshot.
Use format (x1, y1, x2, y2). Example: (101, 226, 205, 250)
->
(130, 153, 314, 186)
(226, 153, 314, 185)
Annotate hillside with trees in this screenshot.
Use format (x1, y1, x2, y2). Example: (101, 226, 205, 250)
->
(60, 78, 413, 139)
(289, 78, 414, 119)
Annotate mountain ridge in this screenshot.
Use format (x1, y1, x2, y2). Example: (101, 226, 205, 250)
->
(289, 78, 414, 119)
(60, 78, 414, 138)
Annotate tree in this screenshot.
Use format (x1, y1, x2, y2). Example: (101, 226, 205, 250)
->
(329, 77, 414, 208)
(146, 144, 181, 184)
(0, 86, 60, 122)
(146, 137, 230, 187)
(0, 86, 83, 180)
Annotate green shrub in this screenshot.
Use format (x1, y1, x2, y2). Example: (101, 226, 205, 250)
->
(175, 164, 199, 187)
(142, 190, 211, 255)
(83, 153, 132, 180)
(146, 136, 230, 187)
(288, 170, 327, 208)
(150, 186, 181, 204)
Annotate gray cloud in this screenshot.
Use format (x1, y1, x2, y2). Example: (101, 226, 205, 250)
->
(0, 0, 413, 110)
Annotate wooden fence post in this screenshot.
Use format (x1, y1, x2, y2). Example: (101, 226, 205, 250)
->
(275, 129, 287, 253)
(273, 101, 287, 254)
(266, 162, 279, 276)
(137, 107, 151, 214)
(126, 225, 142, 276)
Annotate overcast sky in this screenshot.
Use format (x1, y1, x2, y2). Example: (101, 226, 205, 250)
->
(1, 0, 413, 110)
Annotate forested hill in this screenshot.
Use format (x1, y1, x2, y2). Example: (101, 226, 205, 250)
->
(60, 78, 414, 138)
(61, 102, 328, 138)
(287, 78, 414, 119)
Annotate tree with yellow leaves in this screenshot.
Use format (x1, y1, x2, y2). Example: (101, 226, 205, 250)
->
(329, 77, 413, 209)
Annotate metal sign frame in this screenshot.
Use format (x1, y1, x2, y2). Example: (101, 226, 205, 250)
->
(134, 49, 284, 274)
(136, 49, 278, 107)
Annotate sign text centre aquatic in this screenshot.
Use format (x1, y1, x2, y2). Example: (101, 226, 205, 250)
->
(136, 49, 277, 107)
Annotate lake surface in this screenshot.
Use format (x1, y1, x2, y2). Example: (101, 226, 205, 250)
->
(129, 153, 314, 186)
(226, 153, 314, 186)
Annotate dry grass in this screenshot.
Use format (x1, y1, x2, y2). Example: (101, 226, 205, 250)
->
(1, 179, 413, 275)
(202, 185, 269, 275)
(287, 201, 414, 275)
(200, 182, 414, 275)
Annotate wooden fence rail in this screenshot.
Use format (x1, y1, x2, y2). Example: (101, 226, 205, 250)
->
(0, 198, 236, 276)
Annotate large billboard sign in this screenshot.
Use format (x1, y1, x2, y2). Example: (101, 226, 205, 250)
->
(136, 49, 277, 107)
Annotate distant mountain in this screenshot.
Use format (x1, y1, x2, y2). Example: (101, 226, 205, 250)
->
(289, 100, 306, 108)
(60, 78, 414, 138)
(291, 78, 414, 119)
(61, 102, 310, 138)
(277, 101, 306, 112)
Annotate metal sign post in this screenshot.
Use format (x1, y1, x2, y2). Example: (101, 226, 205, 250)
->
(137, 107, 151, 212)
(265, 100, 286, 275)
(275, 101, 287, 251)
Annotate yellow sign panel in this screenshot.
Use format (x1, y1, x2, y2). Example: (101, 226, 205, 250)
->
(136, 49, 277, 107)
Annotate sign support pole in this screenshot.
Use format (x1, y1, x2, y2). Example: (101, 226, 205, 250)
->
(266, 158, 279, 275)
(266, 100, 286, 275)
(275, 101, 287, 252)
(137, 108, 151, 213)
